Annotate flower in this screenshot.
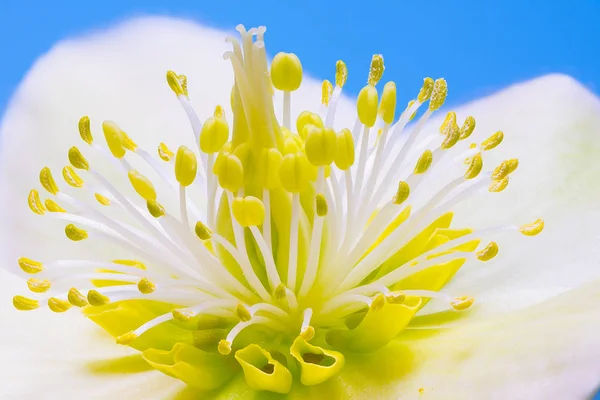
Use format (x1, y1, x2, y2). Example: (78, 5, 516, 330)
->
(2, 17, 600, 399)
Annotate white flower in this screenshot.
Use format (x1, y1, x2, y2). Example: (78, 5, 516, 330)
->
(1, 16, 600, 400)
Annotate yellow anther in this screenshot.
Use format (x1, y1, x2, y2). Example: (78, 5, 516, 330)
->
(386, 292, 406, 304)
(368, 54, 385, 86)
(459, 116, 476, 140)
(257, 148, 283, 189)
(87, 289, 110, 306)
(172, 308, 195, 322)
(158, 142, 174, 162)
(441, 122, 460, 150)
(429, 78, 448, 111)
(481, 131, 504, 151)
(414, 149, 433, 174)
(19, 257, 43, 274)
(370, 293, 386, 311)
(27, 278, 51, 293)
(507, 158, 519, 173)
(357, 85, 379, 127)
(394, 181, 410, 205)
(68, 288, 88, 307)
(214, 105, 225, 118)
(65, 224, 88, 241)
(175, 145, 198, 187)
(200, 116, 229, 153)
(95, 193, 111, 206)
(28, 189, 45, 215)
(464, 153, 483, 179)
(48, 297, 72, 313)
(280, 152, 311, 193)
(120, 131, 138, 152)
(78, 116, 93, 145)
(44, 199, 65, 213)
(417, 77, 435, 102)
(489, 177, 509, 192)
(13, 295, 39, 311)
(335, 60, 348, 87)
(477, 242, 499, 261)
(271, 52, 303, 92)
(274, 283, 287, 301)
(378, 82, 397, 125)
(127, 170, 156, 201)
(419, 388, 425, 394)
(218, 339, 232, 355)
(166, 70, 186, 96)
(39, 167, 59, 195)
(492, 161, 511, 181)
(116, 331, 138, 345)
(68, 146, 89, 170)
(314, 194, 328, 217)
(519, 219, 545, 236)
(305, 126, 336, 166)
(440, 112, 456, 135)
(451, 296, 475, 311)
(236, 303, 253, 322)
(406, 100, 418, 121)
(296, 111, 324, 140)
(300, 326, 315, 341)
(321, 80, 333, 106)
(62, 166, 84, 188)
(232, 196, 265, 227)
(195, 221, 212, 240)
(102, 121, 127, 158)
(216, 153, 243, 192)
(137, 278, 156, 294)
(146, 199, 165, 218)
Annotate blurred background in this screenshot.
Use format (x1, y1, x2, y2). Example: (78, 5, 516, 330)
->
(1, 0, 599, 116)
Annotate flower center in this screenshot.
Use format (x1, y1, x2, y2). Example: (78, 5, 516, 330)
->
(13, 24, 544, 394)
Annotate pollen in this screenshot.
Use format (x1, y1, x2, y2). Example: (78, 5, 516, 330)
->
(13, 24, 543, 395)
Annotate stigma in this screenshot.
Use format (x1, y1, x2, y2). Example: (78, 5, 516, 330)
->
(14, 24, 543, 393)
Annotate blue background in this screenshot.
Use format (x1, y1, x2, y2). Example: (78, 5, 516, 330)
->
(0, 1, 599, 397)
(1, 0, 599, 116)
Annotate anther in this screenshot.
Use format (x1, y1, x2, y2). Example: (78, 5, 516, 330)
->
(103, 121, 127, 158)
(417, 77, 435, 102)
(334, 128, 355, 170)
(316, 194, 328, 217)
(507, 158, 519, 173)
(476, 242, 499, 261)
(200, 115, 229, 154)
(236, 303, 253, 322)
(464, 153, 483, 179)
(429, 78, 448, 111)
(368, 54, 385, 86)
(450, 296, 475, 311)
(175, 145, 198, 187)
(195, 221, 212, 240)
(62, 166, 84, 188)
(322, 80, 333, 106)
(357, 84, 379, 127)
(394, 181, 410, 205)
(386, 292, 406, 304)
(146, 200, 165, 218)
(128, 170, 157, 201)
(172, 308, 195, 322)
(68, 147, 89, 170)
(379, 82, 397, 125)
(68, 288, 88, 307)
(48, 297, 72, 313)
(459, 116, 476, 140)
(218, 339, 232, 355)
(19, 257, 43, 274)
(13, 295, 39, 311)
(44, 199, 64, 213)
(27, 278, 51, 293)
(116, 331, 138, 345)
(414, 150, 433, 174)
(491, 161, 511, 181)
(87, 290, 110, 306)
(370, 293, 386, 311)
(78, 116, 93, 145)
(335, 60, 348, 88)
(95, 193, 110, 206)
(300, 326, 315, 341)
(440, 112, 456, 135)
(40, 167, 59, 195)
(489, 176, 509, 192)
(65, 224, 88, 241)
(137, 278, 156, 294)
(519, 219, 544, 236)
(166, 70, 186, 96)
(158, 142, 174, 162)
(296, 111, 324, 139)
(481, 131, 504, 151)
(271, 52, 303, 92)
(28, 189, 45, 215)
